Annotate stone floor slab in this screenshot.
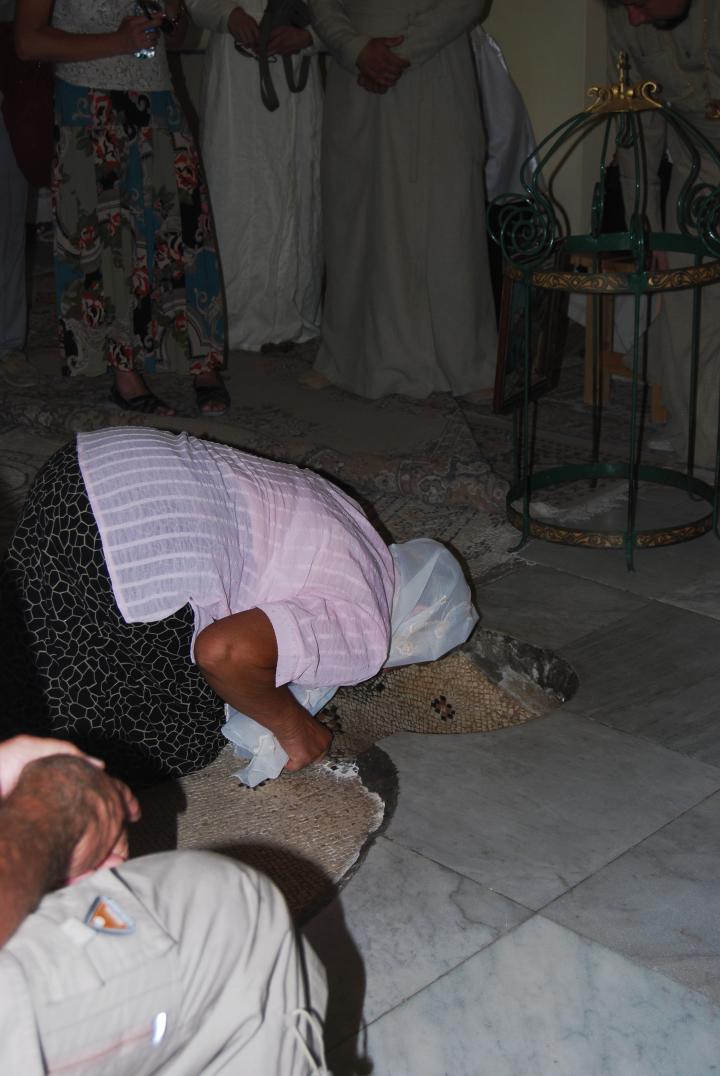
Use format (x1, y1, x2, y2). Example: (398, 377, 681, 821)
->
(521, 484, 720, 600)
(563, 603, 720, 767)
(659, 573, 720, 622)
(477, 564, 649, 649)
(303, 837, 529, 1048)
(381, 714, 720, 909)
(328, 916, 720, 1076)
(545, 790, 720, 1004)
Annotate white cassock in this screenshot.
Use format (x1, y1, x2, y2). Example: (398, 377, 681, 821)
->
(607, 4, 720, 469)
(185, 0, 323, 351)
(470, 27, 537, 202)
(309, 0, 498, 401)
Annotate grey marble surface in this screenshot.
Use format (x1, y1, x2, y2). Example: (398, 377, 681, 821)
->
(476, 564, 649, 649)
(522, 523, 720, 602)
(380, 714, 720, 909)
(519, 483, 720, 596)
(545, 791, 720, 1003)
(303, 836, 529, 1049)
(660, 573, 720, 622)
(328, 916, 720, 1076)
(562, 602, 720, 767)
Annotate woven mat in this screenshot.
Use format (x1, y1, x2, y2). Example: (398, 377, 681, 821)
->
(130, 745, 397, 923)
(129, 628, 577, 921)
(321, 627, 578, 754)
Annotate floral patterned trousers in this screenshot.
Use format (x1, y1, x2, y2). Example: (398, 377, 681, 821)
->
(53, 80, 226, 378)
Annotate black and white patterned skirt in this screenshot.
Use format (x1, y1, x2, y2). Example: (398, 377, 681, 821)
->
(0, 441, 226, 785)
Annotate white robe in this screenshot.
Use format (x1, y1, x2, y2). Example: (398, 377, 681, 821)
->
(185, 0, 323, 351)
(608, 4, 720, 469)
(471, 28, 537, 202)
(310, 0, 497, 399)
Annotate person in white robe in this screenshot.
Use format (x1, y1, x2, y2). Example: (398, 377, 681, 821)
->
(470, 25, 538, 320)
(308, 0, 497, 400)
(185, 0, 324, 352)
(607, 0, 720, 470)
(471, 26, 537, 204)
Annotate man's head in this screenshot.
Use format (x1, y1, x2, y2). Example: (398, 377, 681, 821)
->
(607, 0, 692, 30)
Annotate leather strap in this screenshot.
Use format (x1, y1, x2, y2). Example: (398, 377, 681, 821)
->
(255, 0, 312, 112)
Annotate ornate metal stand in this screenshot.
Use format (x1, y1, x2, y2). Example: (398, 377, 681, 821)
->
(490, 55, 720, 570)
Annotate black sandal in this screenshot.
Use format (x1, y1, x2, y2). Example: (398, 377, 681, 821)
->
(110, 384, 174, 414)
(194, 378, 230, 416)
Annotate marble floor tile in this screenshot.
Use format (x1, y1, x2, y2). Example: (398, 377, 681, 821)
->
(380, 714, 720, 909)
(303, 836, 529, 1048)
(328, 916, 720, 1076)
(476, 564, 648, 649)
(520, 484, 720, 601)
(562, 603, 720, 767)
(659, 573, 720, 622)
(544, 791, 720, 1004)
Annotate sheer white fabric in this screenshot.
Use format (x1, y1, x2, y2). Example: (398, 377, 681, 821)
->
(471, 28, 537, 201)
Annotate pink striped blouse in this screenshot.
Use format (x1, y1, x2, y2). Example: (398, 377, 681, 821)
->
(77, 427, 395, 689)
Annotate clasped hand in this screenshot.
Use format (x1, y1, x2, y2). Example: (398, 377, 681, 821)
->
(356, 36, 410, 94)
(116, 12, 165, 54)
(229, 7, 312, 55)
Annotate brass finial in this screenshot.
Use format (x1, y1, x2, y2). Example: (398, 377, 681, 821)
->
(586, 52, 662, 114)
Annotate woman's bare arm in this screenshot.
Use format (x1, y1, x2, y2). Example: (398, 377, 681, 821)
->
(194, 609, 332, 772)
(15, 0, 164, 63)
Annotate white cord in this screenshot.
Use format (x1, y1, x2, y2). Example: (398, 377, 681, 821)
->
(289, 1008, 332, 1075)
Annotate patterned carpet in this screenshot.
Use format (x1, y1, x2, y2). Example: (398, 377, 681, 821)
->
(4, 258, 675, 576)
(6, 230, 675, 571)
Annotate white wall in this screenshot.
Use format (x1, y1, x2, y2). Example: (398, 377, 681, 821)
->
(484, 0, 608, 233)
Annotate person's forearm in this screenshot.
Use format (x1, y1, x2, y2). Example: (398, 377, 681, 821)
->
(0, 799, 74, 947)
(205, 662, 311, 733)
(195, 609, 306, 727)
(200, 663, 330, 771)
(194, 609, 332, 770)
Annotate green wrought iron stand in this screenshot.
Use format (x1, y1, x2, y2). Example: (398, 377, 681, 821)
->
(489, 55, 720, 570)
